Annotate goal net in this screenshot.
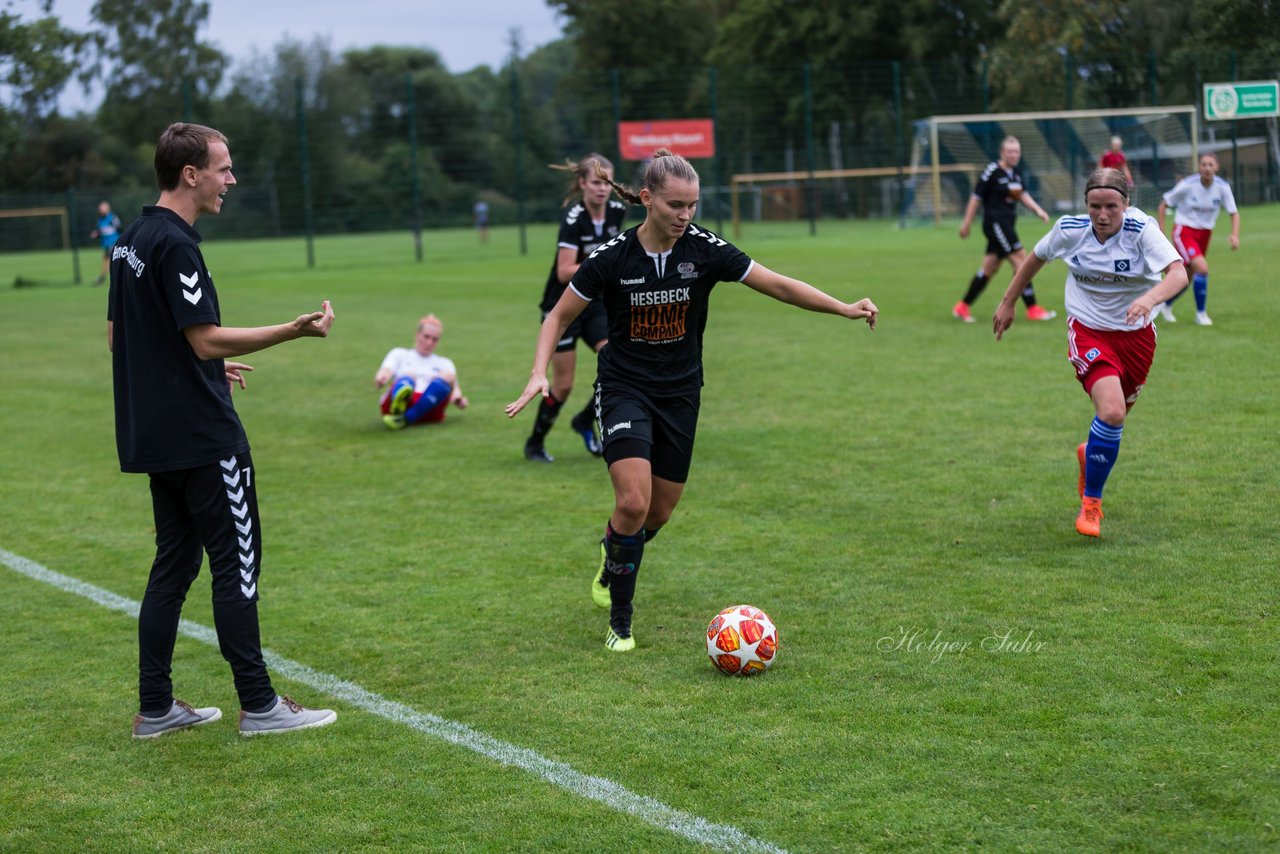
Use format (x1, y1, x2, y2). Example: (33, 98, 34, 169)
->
(908, 106, 1199, 225)
(729, 165, 987, 237)
(0, 206, 71, 252)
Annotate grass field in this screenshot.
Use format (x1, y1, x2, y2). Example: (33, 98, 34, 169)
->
(1, 207, 1277, 852)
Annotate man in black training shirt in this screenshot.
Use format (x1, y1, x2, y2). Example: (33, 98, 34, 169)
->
(109, 122, 338, 738)
(507, 150, 878, 653)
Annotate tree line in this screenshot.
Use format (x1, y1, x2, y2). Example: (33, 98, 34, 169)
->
(2, 0, 1277, 238)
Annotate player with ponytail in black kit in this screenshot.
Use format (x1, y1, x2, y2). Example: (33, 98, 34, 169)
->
(522, 154, 628, 463)
(507, 150, 878, 652)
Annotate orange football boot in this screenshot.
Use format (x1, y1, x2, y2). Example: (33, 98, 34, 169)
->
(1076, 496, 1103, 538)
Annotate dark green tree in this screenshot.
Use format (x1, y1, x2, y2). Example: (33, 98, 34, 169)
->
(88, 0, 227, 148)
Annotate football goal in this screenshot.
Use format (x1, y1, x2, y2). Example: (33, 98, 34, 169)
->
(729, 165, 984, 238)
(0, 206, 71, 250)
(909, 106, 1199, 225)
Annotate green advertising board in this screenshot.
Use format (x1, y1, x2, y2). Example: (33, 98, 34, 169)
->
(1203, 81, 1280, 120)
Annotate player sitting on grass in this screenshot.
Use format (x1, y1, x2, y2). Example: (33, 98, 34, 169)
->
(376, 314, 469, 430)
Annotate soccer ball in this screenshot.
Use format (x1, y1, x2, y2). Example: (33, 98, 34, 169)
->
(706, 605, 778, 676)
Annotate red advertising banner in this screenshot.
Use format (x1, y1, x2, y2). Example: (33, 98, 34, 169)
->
(617, 119, 716, 160)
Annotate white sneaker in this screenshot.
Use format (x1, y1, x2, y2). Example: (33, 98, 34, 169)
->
(239, 695, 337, 736)
(1194, 311, 1213, 326)
(1155, 303, 1177, 323)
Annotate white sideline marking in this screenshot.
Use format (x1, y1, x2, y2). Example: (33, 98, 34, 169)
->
(0, 547, 786, 854)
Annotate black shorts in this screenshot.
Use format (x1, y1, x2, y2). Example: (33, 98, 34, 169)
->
(596, 379, 700, 483)
(547, 301, 609, 353)
(983, 221, 1022, 259)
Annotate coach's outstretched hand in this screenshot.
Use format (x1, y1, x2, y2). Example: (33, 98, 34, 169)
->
(294, 300, 335, 338)
(505, 373, 550, 419)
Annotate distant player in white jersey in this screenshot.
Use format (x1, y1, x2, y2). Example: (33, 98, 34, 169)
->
(993, 168, 1188, 538)
(376, 314, 468, 429)
(1154, 152, 1240, 325)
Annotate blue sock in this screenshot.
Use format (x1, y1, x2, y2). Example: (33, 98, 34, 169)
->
(1192, 273, 1208, 313)
(388, 377, 415, 413)
(405, 378, 452, 423)
(1083, 417, 1123, 499)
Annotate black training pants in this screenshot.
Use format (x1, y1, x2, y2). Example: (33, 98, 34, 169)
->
(138, 451, 275, 713)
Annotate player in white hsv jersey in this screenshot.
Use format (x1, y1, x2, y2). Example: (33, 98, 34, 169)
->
(506, 149, 878, 653)
(1153, 151, 1239, 325)
(375, 314, 468, 430)
(993, 168, 1187, 539)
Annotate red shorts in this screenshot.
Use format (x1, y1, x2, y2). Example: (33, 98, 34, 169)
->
(379, 390, 448, 423)
(1172, 225, 1212, 263)
(1067, 317, 1156, 409)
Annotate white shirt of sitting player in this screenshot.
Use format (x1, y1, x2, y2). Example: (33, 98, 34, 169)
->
(374, 315, 465, 405)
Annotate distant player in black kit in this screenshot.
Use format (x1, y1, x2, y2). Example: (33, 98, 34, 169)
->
(953, 135, 1056, 323)
(523, 153, 628, 463)
(108, 122, 338, 737)
(507, 149, 878, 652)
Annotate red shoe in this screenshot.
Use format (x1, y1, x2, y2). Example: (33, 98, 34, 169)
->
(1075, 497, 1103, 538)
(1076, 443, 1086, 498)
(952, 301, 975, 323)
(1026, 305, 1057, 321)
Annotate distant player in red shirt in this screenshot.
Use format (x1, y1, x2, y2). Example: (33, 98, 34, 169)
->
(1098, 136, 1134, 189)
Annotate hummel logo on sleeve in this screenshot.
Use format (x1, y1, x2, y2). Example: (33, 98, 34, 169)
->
(179, 271, 202, 305)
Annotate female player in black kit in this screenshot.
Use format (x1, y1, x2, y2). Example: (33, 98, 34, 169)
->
(522, 154, 629, 462)
(506, 149, 878, 652)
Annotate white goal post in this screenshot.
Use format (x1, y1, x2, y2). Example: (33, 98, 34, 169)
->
(912, 106, 1199, 226)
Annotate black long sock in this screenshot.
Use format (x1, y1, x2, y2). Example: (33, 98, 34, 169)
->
(1021, 282, 1039, 308)
(962, 272, 989, 305)
(528, 394, 563, 445)
(604, 523, 644, 637)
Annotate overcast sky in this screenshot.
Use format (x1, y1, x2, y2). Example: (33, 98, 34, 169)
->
(44, 0, 568, 109)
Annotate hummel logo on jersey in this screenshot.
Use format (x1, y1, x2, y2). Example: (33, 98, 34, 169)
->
(688, 225, 726, 247)
(221, 454, 256, 599)
(1114, 259, 1131, 272)
(588, 232, 627, 259)
(179, 271, 202, 305)
(607, 420, 631, 436)
(621, 277, 645, 285)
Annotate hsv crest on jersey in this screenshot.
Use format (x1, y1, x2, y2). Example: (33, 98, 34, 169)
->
(1114, 259, 1131, 272)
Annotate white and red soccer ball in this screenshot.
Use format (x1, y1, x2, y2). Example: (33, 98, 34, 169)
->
(706, 605, 778, 676)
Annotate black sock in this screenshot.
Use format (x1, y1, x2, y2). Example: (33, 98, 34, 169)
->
(1021, 282, 1038, 308)
(961, 272, 989, 305)
(605, 522, 644, 637)
(528, 394, 563, 445)
(570, 399, 595, 433)
(643, 525, 663, 543)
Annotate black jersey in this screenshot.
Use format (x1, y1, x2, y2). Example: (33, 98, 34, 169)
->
(108, 205, 249, 473)
(540, 199, 628, 312)
(973, 161, 1026, 225)
(569, 222, 752, 393)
